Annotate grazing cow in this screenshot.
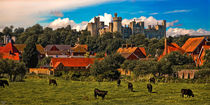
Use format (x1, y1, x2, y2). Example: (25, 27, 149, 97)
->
(149, 77, 155, 84)
(128, 82, 133, 92)
(147, 84, 152, 93)
(94, 88, 108, 99)
(117, 79, 121, 87)
(49, 79, 57, 86)
(181, 89, 194, 97)
(0, 81, 5, 88)
(0, 80, 9, 86)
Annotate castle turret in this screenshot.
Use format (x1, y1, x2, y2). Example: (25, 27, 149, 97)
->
(139, 21, 144, 33)
(109, 22, 113, 32)
(87, 22, 97, 36)
(113, 13, 122, 33)
(162, 20, 166, 37)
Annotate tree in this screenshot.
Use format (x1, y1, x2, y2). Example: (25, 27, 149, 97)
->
(90, 53, 125, 80)
(37, 57, 52, 67)
(3, 26, 13, 36)
(22, 41, 39, 68)
(203, 50, 210, 68)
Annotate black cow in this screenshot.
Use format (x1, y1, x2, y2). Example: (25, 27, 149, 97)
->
(94, 88, 108, 99)
(181, 89, 194, 97)
(0, 81, 5, 88)
(49, 79, 57, 86)
(0, 80, 9, 86)
(149, 77, 155, 84)
(117, 79, 121, 87)
(128, 82, 133, 92)
(147, 84, 152, 93)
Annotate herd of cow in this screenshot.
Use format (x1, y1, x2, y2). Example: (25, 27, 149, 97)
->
(0, 78, 194, 100)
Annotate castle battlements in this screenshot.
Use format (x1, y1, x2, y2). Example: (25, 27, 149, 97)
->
(87, 13, 166, 39)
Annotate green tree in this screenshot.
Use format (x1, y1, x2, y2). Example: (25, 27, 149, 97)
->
(203, 50, 210, 68)
(37, 57, 52, 67)
(22, 41, 39, 68)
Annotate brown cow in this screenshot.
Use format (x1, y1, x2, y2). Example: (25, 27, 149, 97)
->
(117, 79, 121, 87)
(49, 79, 57, 86)
(94, 88, 108, 99)
(0, 80, 9, 87)
(128, 82, 133, 92)
(147, 84, 152, 93)
(181, 89, 194, 97)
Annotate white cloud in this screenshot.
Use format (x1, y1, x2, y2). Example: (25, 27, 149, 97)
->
(150, 12, 159, 15)
(89, 13, 113, 26)
(48, 18, 88, 31)
(167, 28, 210, 37)
(164, 10, 191, 14)
(0, 0, 111, 30)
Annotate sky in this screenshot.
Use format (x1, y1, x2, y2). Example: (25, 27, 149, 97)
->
(0, 0, 209, 36)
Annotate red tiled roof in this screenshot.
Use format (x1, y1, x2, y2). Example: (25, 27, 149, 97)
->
(51, 58, 102, 68)
(182, 37, 205, 53)
(139, 47, 146, 56)
(158, 43, 185, 60)
(197, 45, 210, 66)
(0, 43, 20, 61)
(0, 43, 19, 53)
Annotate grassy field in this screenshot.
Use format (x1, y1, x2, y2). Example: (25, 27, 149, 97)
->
(0, 78, 210, 105)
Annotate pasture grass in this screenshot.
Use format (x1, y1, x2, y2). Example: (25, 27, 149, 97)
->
(0, 78, 210, 105)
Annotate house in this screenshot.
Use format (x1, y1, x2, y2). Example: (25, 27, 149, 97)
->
(181, 37, 207, 61)
(0, 42, 20, 61)
(71, 44, 88, 56)
(117, 44, 146, 60)
(44, 44, 89, 58)
(14, 44, 45, 58)
(50, 58, 102, 70)
(44, 45, 72, 58)
(196, 45, 210, 66)
(158, 42, 185, 60)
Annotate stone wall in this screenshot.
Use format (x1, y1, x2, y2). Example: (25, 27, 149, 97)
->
(178, 70, 199, 79)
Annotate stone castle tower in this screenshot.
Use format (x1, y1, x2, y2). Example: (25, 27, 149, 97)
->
(87, 13, 122, 36)
(113, 13, 122, 33)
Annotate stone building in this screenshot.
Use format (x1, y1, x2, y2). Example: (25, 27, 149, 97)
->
(87, 13, 166, 39)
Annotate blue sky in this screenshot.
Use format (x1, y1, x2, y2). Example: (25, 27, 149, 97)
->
(43, 0, 209, 31)
(0, 0, 209, 35)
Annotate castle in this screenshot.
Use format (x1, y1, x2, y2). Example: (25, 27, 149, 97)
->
(87, 13, 166, 39)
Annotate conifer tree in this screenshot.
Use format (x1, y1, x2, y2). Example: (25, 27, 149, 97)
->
(22, 41, 38, 68)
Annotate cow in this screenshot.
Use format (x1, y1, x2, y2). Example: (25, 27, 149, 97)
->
(149, 77, 155, 84)
(117, 79, 121, 87)
(0, 80, 9, 86)
(181, 89, 194, 97)
(49, 79, 57, 86)
(128, 82, 133, 92)
(147, 84, 152, 93)
(94, 88, 108, 99)
(0, 81, 5, 88)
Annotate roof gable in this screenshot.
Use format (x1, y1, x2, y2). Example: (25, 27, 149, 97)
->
(0, 43, 19, 54)
(182, 37, 205, 53)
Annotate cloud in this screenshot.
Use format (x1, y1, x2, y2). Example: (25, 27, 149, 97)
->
(89, 13, 113, 26)
(50, 11, 64, 17)
(48, 13, 113, 31)
(150, 13, 159, 15)
(48, 18, 88, 31)
(0, 0, 111, 30)
(166, 20, 179, 27)
(167, 28, 210, 37)
(164, 10, 191, 14)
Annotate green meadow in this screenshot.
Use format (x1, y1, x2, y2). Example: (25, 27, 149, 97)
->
(0, 78, 210, 105)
